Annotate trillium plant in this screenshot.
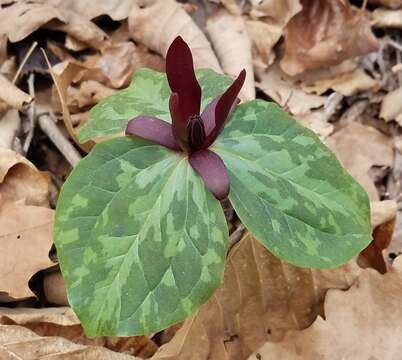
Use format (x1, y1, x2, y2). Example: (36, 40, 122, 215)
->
(55, 37, 372, 336)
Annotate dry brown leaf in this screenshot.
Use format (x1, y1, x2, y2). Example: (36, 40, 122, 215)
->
(0, 307, 158, 358)
(248, 256, 402, 360)
(0, 324, 138, 359)
(43, 271, 68, 306)
(0, 148, 49, 206)
(250, 0, 302, 22)
(295, 111, 335, 139)
(0, 74, 33, 111)
(0, 307, 79, 327)
(257, 63, 327, 116)
(245, 20, 278, 76)
(152, 232, 362, 360)
(0, 110, 20, 150)
(301, 69, 380, 96)
(380, 86, 402, 122)
(128, 0, 222, 72)
(0, 1, 65, 43)
(45, 58, 94, 152)
(46, 0, 136, 20)
(280, 0, 379, 76)
(326, 122, 394, 200)
(48, 11, 108, 50)
(85, 42, 164, 89)
(0, 202, 54, 300)
(206, 11, 255, 100)
(371, 200, 398, 228)
(0, 34, 7, 65)
(61, 81, 115, 113)
(369, 0, 402, 8)
(373, 8, 402, 28)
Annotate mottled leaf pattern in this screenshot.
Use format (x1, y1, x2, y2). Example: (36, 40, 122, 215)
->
(54, 137, 228, 336)
(77, 69, 233, 143)
(213, 100, 371, 268)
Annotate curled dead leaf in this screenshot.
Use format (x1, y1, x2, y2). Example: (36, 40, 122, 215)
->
(153, 232, 362, 360)
(0, 202, 54, 301)
(380, 86, 402, 122)
(128, 0, 222, 72)
(0, 148, 49, 207)
(301, 69, 380, 96)
(257, 63, 327, 116)
(206, 11, 255, 100)
(249, 257, 402, 360)
(0, 110, 21, 150)
(43, 271, 68, 306)
(326, 122, 394, 200)
(0, 324, 139, 359)
(373, 8, 402, 29)
(280, 0, 379, 76)
(0, 74, 33, 111)
(0, 307, 158, 358)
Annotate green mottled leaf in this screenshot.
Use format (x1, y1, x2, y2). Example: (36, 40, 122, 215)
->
(54, 137, 228, 336)
(77, 68, 233, 143)
(213, 100, 371, 268)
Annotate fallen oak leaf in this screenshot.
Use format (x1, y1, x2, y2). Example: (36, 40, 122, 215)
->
(248, 256, 402, 360)
(152, 232, 362, 360)
(0, 324, 139, 359)
(326, 122, 394, 201)
(206, 11, 255, 100)
(128, 0, 222, 72)
(0, 307, 158, 358)
(0, 147, 49, 207)
(0, 202, 54, 301)
(280, 0, 379, 76)
(0, 74, 33, 111)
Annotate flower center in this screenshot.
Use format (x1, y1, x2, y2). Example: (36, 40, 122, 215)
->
(187, 115, 206, 151)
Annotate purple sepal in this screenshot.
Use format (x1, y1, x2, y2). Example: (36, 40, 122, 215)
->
(125, 116, 180, 151)
(189, 149, 230, 200)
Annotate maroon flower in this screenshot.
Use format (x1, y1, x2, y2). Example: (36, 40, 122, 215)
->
(125, 36, 246, 200)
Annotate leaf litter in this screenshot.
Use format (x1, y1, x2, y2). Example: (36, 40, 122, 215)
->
(0, 0, 401, 358)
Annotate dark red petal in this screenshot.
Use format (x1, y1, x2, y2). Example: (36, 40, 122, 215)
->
(125, 116, 180, 151)
(169, 93, 189, 152)
(201, 69, 246, 148)
(189, 149, 230, 200)
(166, 36, 201, 120)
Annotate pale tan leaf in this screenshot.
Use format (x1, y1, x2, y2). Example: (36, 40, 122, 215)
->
(0, 307, 158, 358)
(250, 0, 302, 22)
(380, 86, 402, 122)
(326, 122, 394, 200)
(301, 69, 380, 96)
(248, 257, 402, 360)
(153, 232, 362, 360)
(206, 11, 255, 100)
(128, 0, 222, 72)
(280, 0, 379, 76)
(47, 11, 108, 50)
(0, 202, 54, 300)
(0, 307, 79, 327)
(43, 271, 68, 306)
(0, 148, 49, 207)
(0, 1, 65, 43)
(371, 200, 398, 228)
(0, 110, 20, 150)
(245, 20, 279, 76)
(373, 8, 402, 28)
(46, 0, 135, 20)
(0, 325, 138, 359)
(369, 0, 402, 8)
(257, 63, 327, 116)
(0, 75, 33, 111)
